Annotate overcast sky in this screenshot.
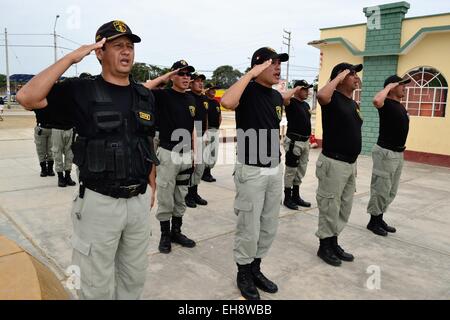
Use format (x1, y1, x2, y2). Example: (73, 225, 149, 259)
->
(1, 0, 449, 83)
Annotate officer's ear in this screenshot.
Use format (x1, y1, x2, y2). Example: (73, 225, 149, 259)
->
(95, 47, 104, 65)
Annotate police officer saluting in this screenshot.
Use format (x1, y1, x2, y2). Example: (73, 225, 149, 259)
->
(144, 61, 197, 254)
(315, 63, 363, 267)
(202, 84, 222, 182)
(221, 47, 288, 300)
(366, 75, 411, 236)
(282, 80, 313, 210)
(17, 20, 157, 299)
(33, 108, 55, 177)
(185, 73, 209, 208)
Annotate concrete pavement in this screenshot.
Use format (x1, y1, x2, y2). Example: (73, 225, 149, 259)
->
(1, 123, 450, 300)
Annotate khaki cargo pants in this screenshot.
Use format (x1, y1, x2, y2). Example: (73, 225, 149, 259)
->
(204, 128, 220, 170)
(34, 126, 53, 162)
(315, 153, 357, 239)
(71, 188, 151, 300)
(233, 164, 283, 265)
(191, 138, 207, 187)
(51, 128, 74, 172)
(367, 144, 404, 216)
(156, 147, 193, 222)
(283, 136, 310, 188)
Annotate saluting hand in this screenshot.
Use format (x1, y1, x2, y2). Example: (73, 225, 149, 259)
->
(248, 59, 272, 78)
(161, 69, 181, 84)
(67, 38, 106, 64)
(385, 82, 400, 91)
(336, 69, 351, 83)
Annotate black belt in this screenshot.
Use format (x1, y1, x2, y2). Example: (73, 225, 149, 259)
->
(377, 141, 406, 153)
(84, 182, 147, 199)
(37, 123, 52, 129)
(287, 132, 310, 142)
(322, 150, 358, 164)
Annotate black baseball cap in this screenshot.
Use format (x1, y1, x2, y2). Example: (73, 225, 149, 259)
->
(384, 75, 411, 87)
(205, 84, 219, 90)
(251, 47, 289, 67)
(192, 73, 206, 81)
(294, 80, 313, 89)
(79, 72, 92, 79)
(171, 60, 195, 73)
(330, 62, 363, 80)
(95, 20, 141, 43)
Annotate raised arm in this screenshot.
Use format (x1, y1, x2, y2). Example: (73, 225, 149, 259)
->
(17, 39, 106, 110)
(316, 69, 350, 106)
(220, 60, 272, 110)
(143, 69, 179, 89)
(281, 87, 301, 106)
(372, 83, 399, 108)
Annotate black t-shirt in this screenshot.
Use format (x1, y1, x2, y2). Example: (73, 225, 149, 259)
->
(189, 92, 209, 136)
(207, 98, 221, 129)
(152, 88, 195, 150)
(321, 90, 363, 162)
(45, 76, 134, 135)
(377, 98, 410, 148)
(236, 81, 283, 168)
(34, 107, 56, 128)
(286, 98, 311, 137)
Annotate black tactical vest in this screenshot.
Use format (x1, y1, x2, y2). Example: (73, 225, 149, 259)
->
(72, 76, 157, 186)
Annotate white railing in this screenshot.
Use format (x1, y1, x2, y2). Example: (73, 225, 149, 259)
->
(401, 86, 448, 117)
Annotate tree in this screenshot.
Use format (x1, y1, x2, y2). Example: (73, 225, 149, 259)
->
(211, 65, 243, 89)
(131, 63, 169, 83)
(0, 74, 6, 89)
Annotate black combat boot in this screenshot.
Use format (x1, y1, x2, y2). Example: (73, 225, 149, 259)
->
(251, 258, 278, 293)
(201, 167, 216, 182)
(367, 214, 388, 236)
(46, 161, 55, 176)
(292, 185, 311, 208)
(193, 185, 208, 206)
(39, 162, 47, 177)
(237, 263, 260, 300)
(331, 236, 354, 262)
(65, 170, 76, 186)
(317, 237, 342, 267)
(283, 188, 298, 210)
(185, 187, 197, 208)
(158, 221, 172, 254)
(380, 214, 396, 233)
(57, 172, 67, 188)
(171, 216, 196, 248)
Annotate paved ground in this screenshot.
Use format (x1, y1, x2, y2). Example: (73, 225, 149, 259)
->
(1, 116, 450, 300)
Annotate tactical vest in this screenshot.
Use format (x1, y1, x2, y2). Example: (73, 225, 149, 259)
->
(72, 76, 157, 186)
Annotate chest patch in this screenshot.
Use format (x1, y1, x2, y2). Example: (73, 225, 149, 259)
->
(276, 106, 282, 120)
(139, 112, 151, 121)
(189, 105, 196, 117)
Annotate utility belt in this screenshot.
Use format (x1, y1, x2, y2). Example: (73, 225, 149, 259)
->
(37, 123, 53, 130)
(286, 132, 310, 142)
(81, 181, 147, 199)
(49, 125, 73, 131)
(159, 141, 191, 154)
(377, 141, 406, 153)
(322, 150, 358, 164)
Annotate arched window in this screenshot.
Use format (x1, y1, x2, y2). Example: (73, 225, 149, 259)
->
(402, 67, 448, 117)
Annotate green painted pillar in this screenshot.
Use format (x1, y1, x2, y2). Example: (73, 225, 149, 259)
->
(360, 2, 410, 154)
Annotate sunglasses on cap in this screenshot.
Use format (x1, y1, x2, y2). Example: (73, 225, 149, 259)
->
(177, 71, 192, 77)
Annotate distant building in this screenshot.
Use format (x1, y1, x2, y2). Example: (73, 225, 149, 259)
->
(309, 1, 450, 167)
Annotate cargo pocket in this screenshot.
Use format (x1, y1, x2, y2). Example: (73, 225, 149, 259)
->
(371, 169, 391, 196)
(315, 160, 325, 179)
(71, 234, 93, 287)
(234, 199, 254, 237)
(316, 190, 335, 213)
